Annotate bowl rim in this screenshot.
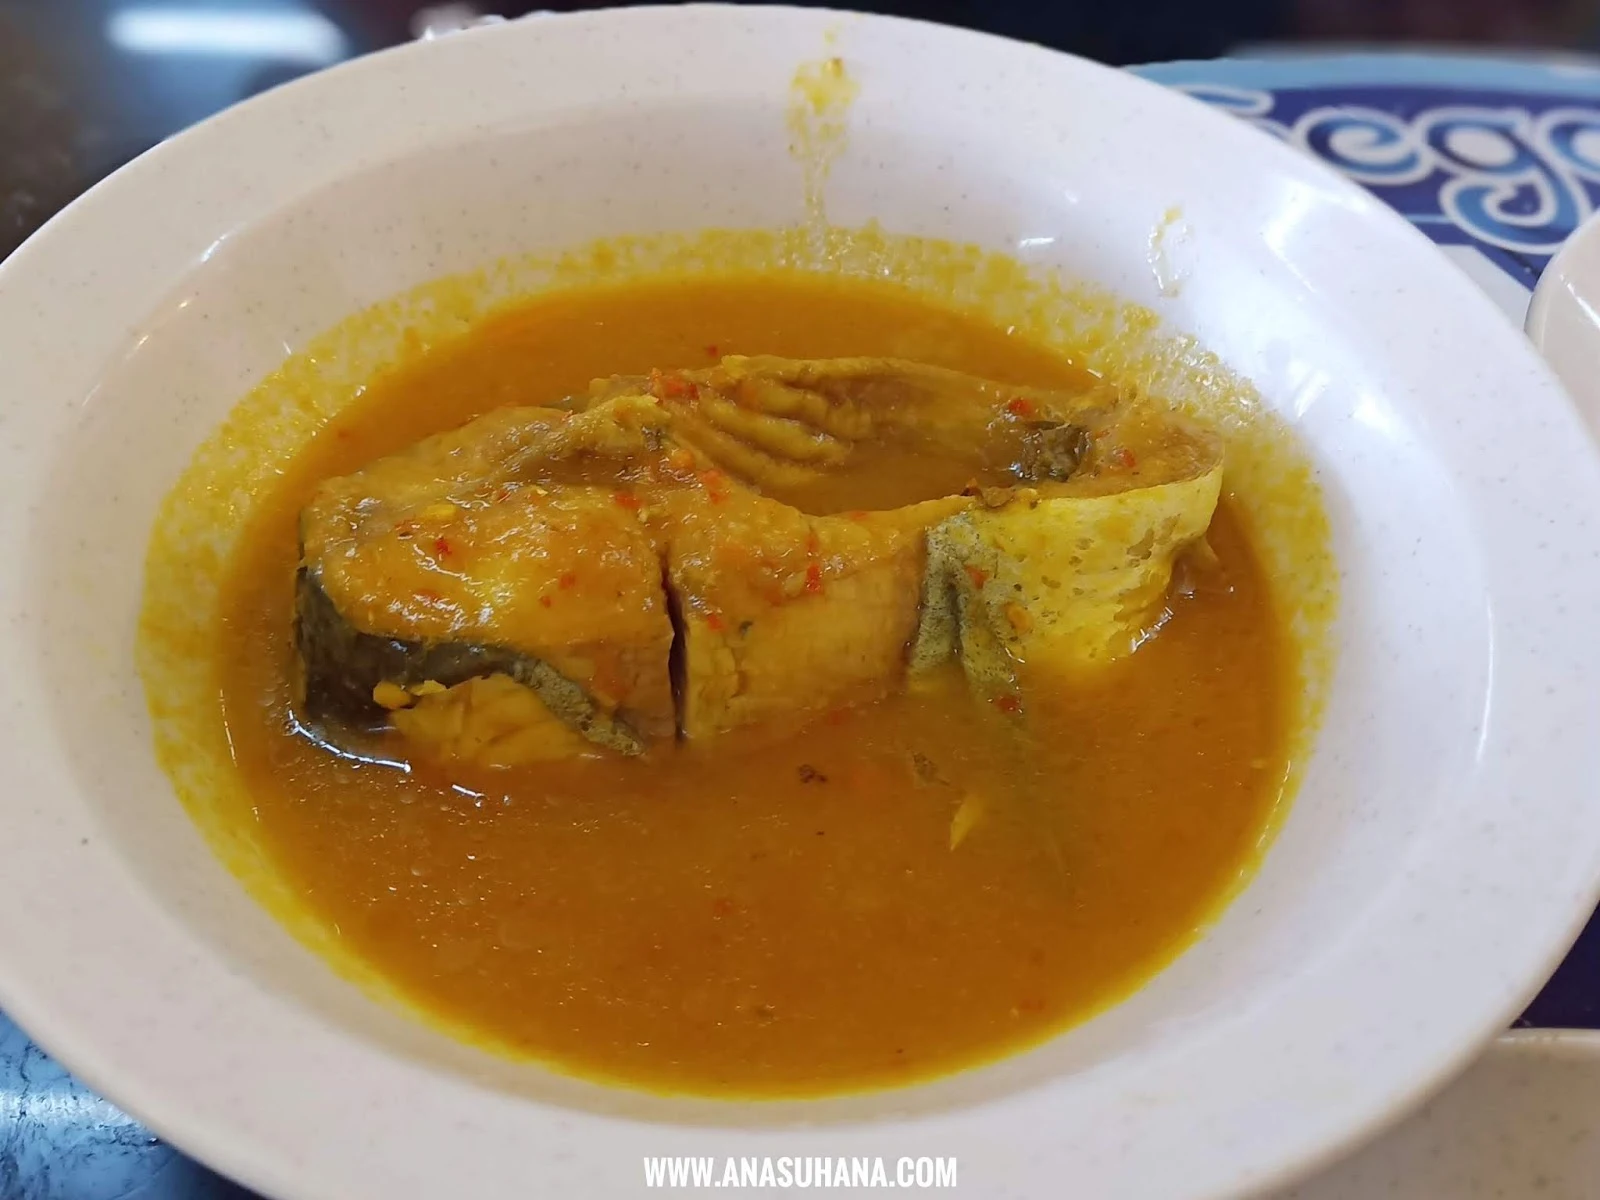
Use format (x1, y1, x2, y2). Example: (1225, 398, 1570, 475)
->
(1526, 207, 1600, 447)
(2, 7, 1600, 1199)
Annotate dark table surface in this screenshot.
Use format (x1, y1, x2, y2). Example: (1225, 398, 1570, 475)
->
(2, 3, 1598, 1197)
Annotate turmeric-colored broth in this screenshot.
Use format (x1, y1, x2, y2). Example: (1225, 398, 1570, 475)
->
(218, 273, 1288, 1095)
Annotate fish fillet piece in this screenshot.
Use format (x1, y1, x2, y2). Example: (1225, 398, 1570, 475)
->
(296, 395, 678, 752)
(658, 484, 968, 738)
(911, 411, 1225, 699)
(389, 674, 596, 767)
(586, 355, 1100, 510)
(295, 354, 1223, 763)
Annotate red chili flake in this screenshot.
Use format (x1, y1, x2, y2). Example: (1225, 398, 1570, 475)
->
(705, 343, 720, 358)
(710, 897, 735, 918)
(964, 565, 989, 589)
(1006, 396, 1036, 418)
(539, 595, 553, 608)
(804, 562, 823, 594)
(657, 372, 694, 399)
(697, 469, 728, 504)
(995, 694, 1022, 715)
(334, 427, 353, 440)
(705, 612, 726, 633)
(1116, 447, 1138, 469)
(415, 588, 442, 603)
(614, 491, 642, 511)
(433, 536, 453, 558)
(847, 510, 869, 521)
(558, 572, 577, 590)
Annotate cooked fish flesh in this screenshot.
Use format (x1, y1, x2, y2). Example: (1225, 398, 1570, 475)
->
(585, 355, 1099, 510)
(294, 355, 1222, 765)
(911, 440, 1223, 702)
(295, 396, 678, 753)
(660, 484, 968, 738)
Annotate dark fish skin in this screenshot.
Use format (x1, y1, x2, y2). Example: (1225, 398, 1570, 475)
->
(293, 569, 644, 755)
(1018, 421, 1091, 482)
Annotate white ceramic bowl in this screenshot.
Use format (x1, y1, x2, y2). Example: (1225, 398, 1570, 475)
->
(1285, 1031, 1600, 1198)
(1528, 208, 1600, 444)
(2, 9, 1599, 1199)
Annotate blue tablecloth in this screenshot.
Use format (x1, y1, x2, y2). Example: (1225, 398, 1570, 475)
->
(5, 49, 1598, 1200)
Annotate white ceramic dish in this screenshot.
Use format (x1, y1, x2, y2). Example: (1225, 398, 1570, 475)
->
(1280, 1031, 1600, 1199)
(1527, 209, 1600, 443)
(1, 8, 1599, 1199)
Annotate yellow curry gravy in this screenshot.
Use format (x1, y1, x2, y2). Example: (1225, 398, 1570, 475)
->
(217, 273, 1289, 1096)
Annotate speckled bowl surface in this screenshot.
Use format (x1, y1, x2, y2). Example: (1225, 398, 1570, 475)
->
(1, 8, 1599, 1199)
(1529, 207, 1600, 446)
(1284, 1031, 1600, 1198)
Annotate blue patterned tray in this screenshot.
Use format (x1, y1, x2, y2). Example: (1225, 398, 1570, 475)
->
(5, 50, 1598, 1200)
(1141, 53, 1600, 307)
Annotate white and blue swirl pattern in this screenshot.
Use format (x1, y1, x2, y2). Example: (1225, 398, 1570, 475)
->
(1176, 82, 1600, 277)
